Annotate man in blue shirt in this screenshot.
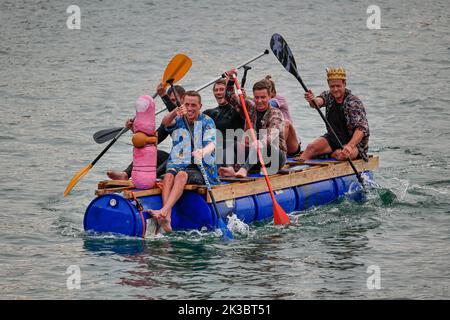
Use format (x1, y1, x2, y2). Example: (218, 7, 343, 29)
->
(149, 90, 218, 233)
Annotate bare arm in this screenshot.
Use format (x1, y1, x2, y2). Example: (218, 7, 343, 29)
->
(162, 108, 178, 128)
(341, 128, 364, 158)
(347, 128, 364, 148)
(304, 89, 324, 108)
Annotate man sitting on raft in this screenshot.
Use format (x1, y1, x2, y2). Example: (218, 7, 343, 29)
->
(149, 90, 218, 233)
(219, 69, 287, 178)
(203, 79, 245, 167)
(301, 67, 370, 161)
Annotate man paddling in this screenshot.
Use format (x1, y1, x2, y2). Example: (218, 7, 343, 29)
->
(301, 67, 370, 161)
(149, 91, 218, 233)
(203, 79, 245, 166)
(219, 69, 287, 178)
(265, 75, 302, 157)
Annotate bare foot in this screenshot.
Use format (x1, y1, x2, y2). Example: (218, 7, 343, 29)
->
(146, 217, 161, 237)
(149, 208, 172, 233)
(219, 166, 236, 177)
(235, 167, 248, 178)
(159, 214, 172, 233)
(107, 171, 129, 180)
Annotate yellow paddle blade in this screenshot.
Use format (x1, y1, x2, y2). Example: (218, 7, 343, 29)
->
(161, 54, 192, 88)
(64, 163, 93, 197)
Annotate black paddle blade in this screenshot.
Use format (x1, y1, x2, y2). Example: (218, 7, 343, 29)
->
(270, 33, 300, 79)
(93, 127, 125, 144)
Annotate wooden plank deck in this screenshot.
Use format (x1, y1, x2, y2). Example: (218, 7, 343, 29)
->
(205, 155, 379, 203)
(95, 155, 379, 202)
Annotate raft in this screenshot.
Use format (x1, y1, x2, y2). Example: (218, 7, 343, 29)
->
(84, 155, 379, 237)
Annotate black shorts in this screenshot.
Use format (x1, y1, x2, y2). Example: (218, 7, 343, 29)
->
(322, 133, 347, 152)
(166, 166, 205, 185)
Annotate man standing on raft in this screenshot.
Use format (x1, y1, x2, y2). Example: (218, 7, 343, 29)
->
(301, 67, 370, 161)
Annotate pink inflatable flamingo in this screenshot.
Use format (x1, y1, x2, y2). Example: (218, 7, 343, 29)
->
(131, 95, 157, 189)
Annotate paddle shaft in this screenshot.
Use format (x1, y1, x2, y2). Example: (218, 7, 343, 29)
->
(241, 65, 252, 88)
(94, 51, 269, 143)
(156, 50, 269, 116)
(295, 75, 365, 186)
(232, 77, 278, 205)
(91, 126, 130, 166)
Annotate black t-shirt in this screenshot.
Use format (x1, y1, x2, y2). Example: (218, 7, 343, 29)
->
(203, 103, 245, 147)
(326, 101, 351, 145)
(255, 110, 266, 139)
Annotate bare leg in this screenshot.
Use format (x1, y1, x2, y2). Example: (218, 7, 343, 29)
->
(299, 137, 333, 160)
(219, 166, 236, 177)
(150, 171, 188, 233)
(235, 167, 248, 178)
(148, 172, 175, 234)
(161, 173, 175, 206)
(107, 171, 128, 180)
(284, 121, 301, 155)
(331, 147, 359, 161)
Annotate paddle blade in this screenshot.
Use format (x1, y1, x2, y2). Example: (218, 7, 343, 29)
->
(217, 217, 234, 240)
(162, 54, 192, 88)
(93, 127, 124, 144)
(64, 163, 93, 196)
(270, 33, 300, 79)
(273, 201, 290, 225)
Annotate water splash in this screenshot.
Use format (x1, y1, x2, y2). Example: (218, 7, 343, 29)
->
(226, 214, 250, 237)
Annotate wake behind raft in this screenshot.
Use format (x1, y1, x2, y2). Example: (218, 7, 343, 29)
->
(84, 95, 379, 238)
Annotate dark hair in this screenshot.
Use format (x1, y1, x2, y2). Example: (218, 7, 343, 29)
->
(213, 79, 227, 90)
(167, 85, 186, 98)
(184, 90, 201, 104)
(264, 75, 276, 95)
(252, 79, 271, 94)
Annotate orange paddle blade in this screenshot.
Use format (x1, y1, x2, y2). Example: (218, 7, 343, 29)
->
(162, 54, 192, 87)
(273, 201, 290, 225)
(64, 163, 93, 197)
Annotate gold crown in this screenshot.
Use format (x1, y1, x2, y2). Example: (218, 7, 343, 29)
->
(326, 67, 346, 80)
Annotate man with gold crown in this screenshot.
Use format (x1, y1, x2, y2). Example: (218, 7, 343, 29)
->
(301, 67, 370, 161)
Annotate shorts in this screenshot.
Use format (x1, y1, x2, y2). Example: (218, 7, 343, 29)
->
(322, 133, 346, 152)
(166, 166, 205, 185)
(287, 143, 302, 158)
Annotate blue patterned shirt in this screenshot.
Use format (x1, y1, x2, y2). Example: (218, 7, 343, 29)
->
(165, 113, 219, 185)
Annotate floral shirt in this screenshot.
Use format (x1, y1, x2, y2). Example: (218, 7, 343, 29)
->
(165, 113, 219, 185)
(225, 80, 287, 153)
(318, 89, 370, 161)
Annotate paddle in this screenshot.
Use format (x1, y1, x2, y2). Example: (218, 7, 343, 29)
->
(90, 54, 192, 144)
(63, 54, 192, 196)
(93, 126, 124, 144)
(270, 33, 366, 189)
(92, 50, 269, 144)
(167, 79, 233, 239)
(241, 65, 252, 88)
(232, 75, 291, 225)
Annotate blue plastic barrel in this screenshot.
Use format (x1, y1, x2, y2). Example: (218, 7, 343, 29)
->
(254, 187, 296, 221)
(295, 179, 337, 211)
(84, 193, 145, 237)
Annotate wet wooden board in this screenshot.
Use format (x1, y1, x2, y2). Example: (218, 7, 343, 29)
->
(122, 184, 207, 199)
(205, 155, 379, 203)
(95, 186, 134, 196)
